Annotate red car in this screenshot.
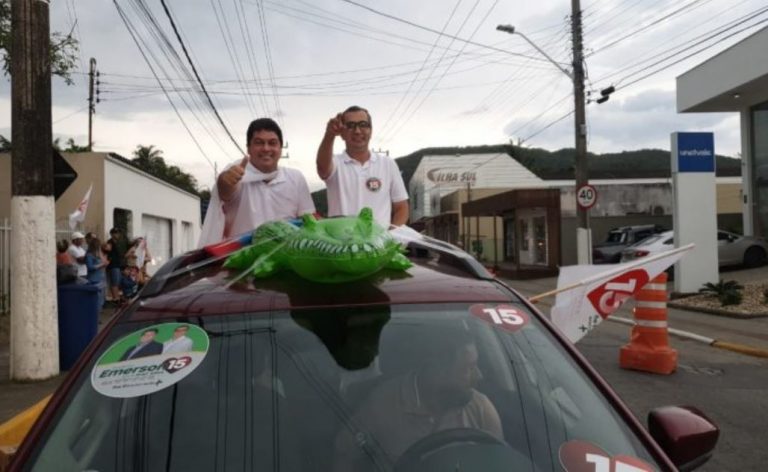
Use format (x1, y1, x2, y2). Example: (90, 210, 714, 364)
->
(10, 239, 717, 471)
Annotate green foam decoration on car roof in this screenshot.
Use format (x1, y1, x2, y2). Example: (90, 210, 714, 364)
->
(223, 207, 412, 283)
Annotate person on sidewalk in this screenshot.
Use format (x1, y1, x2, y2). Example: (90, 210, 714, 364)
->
(118, 265, 139, 303)
(85, 237, 108, 310)
(199, 118, 316, 247)
(316, 106, 409, 228)
(66, 232, 88, 281)
(104, 228, 139, 304)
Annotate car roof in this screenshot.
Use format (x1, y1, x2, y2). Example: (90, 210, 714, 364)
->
(610, 224, 658, 232)
(122, 243, 512, 323)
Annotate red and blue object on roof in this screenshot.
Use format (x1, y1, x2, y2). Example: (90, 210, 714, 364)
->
(202, 214, 320, 258)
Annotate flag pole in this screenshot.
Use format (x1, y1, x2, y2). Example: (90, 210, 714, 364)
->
(528, 244, 695, 303)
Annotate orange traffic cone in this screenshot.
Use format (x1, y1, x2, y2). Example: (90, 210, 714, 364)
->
(619, 272, 677, 375)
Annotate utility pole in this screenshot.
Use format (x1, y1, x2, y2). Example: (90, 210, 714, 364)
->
(497, 2, 592, 263)
(571, 0, 591, 264)
(10, 0, 59, 379)
(88, 57, 96, 151)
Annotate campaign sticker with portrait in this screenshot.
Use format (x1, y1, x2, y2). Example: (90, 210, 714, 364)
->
(91, 322, 209, 398)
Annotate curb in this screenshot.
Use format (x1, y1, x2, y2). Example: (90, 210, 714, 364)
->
(0, 394, 51, 468)
(608, 316, 768, 358)
(667, 301, 768, 319)
(711, 341, 768, 359)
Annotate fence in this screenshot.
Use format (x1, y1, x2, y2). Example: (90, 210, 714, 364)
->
(0, 218, 73, 315)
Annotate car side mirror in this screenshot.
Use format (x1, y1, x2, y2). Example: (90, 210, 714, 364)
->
(647, 406, 719, 471)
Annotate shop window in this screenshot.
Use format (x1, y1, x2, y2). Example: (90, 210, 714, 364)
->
(113, 208, 133, 237)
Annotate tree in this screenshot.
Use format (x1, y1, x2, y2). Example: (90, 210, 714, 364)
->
(132, 145, 165, 176)
(63, 138, 89, 152)
(0, 134, 10, 152)
(0, 0, 80, 85)
(131, 145, 200, 195)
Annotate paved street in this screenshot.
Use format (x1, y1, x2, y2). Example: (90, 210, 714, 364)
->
(579, 321, 768, 472)
(502, 266, 768, 471)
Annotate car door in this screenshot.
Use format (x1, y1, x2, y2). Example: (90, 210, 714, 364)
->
(717, 231, 739, 266)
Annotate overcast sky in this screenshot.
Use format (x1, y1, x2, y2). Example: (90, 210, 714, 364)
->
(1, 0, 765, 191)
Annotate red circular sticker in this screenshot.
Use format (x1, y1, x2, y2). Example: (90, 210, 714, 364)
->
(559, 440, 655, 472)
(366, 177, 382, 192)
(469, 304, 529, 333)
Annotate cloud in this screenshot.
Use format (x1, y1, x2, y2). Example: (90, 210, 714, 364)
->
(2, 0, 762, 193)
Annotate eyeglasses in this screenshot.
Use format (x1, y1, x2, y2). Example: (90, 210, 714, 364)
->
(344, 121, 371, 130)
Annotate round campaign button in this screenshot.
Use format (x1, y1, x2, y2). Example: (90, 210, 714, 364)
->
(91, 322, 209, 398)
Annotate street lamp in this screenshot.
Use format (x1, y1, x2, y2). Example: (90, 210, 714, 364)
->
(496, 25, 572, 80)
(497, 17, 592, 264)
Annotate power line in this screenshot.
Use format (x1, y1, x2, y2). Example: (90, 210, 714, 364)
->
(474, 22, 572, 127)
(521, 109, 574, 143)
(158, 0, 245, 154)
(253, 0, 282, 118)
(382, 0, 502, 144)
(615, 16, 768, 90)
(594, 3, 768, 85)
(209, 0, 260, 117)
(233, 0, 271, 115)
(53, 105, 89, 124)
(588, 0, 712, 57)
(337, 0, 564, 64)
(376, 0, 465, 141)
(122, 0, 234, 155)
(113, 0, 218, 172)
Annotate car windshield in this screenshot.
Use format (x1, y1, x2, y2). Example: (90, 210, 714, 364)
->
(25, 304, 660, 471)
(605, 231, 626, 243)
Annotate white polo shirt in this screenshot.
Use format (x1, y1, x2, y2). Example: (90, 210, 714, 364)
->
(67, 244, 87, 277)
(222, 166, 316, 238)
(324, 151, 408, 227)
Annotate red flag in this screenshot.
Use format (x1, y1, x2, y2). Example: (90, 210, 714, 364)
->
(550, 245, 693, 343)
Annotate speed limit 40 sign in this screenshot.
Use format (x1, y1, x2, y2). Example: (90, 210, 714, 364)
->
(576, 184, 597, 209)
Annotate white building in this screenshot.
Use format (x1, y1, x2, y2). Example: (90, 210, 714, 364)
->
(409, 150, 742, 270)
(409, 153, 543, 221)
(0, 152, 201, 275)
(677, 26, 768, 237)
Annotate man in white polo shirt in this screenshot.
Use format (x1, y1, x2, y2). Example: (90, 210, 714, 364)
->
(316, 106, 408, 228)
(199, 118, 316, 246)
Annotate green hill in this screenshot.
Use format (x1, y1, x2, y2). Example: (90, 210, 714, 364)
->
(311, 146, 742, 215)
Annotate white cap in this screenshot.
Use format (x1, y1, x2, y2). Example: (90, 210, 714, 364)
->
(71, 231, 85, 240)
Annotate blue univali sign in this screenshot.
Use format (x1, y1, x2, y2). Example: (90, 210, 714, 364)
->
(673, 132, 714, 173)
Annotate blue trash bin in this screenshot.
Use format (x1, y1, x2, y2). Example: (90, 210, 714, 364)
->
(57, 283, 100, 370)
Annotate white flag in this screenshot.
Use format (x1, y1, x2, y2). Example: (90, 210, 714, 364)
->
(134, 237, 147, 268)
(68, 184, 93, 230)
(550, 244, 694, 343)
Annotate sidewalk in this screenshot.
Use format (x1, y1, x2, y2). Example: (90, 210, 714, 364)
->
(0, 306, 117, 424)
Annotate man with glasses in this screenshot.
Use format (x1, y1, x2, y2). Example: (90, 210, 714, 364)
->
(316, 106, 409, 228)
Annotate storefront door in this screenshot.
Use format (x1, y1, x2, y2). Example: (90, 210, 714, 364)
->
(517, 208, 548, 266)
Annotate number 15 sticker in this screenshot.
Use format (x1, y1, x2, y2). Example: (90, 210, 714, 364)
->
(470, 304, 529, 333)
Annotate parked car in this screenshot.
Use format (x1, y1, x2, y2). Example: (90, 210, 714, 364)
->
(593, 224, 668, 264)
(10, 234, 718, 471)
(621, 229, 768, 268)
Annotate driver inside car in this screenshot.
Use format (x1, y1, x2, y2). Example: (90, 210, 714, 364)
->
(333, 325, 503, 471)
